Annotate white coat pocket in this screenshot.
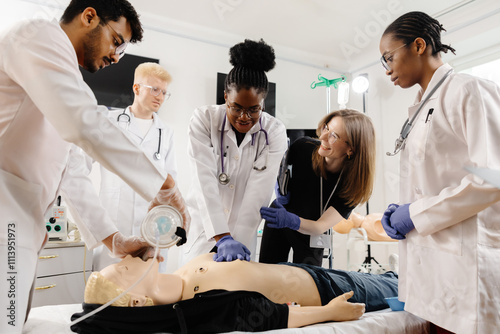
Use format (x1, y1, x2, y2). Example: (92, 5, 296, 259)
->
(412, 218, 463, 256)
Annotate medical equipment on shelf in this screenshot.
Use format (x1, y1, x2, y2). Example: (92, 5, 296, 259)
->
(218, 115, 270, 185)
(387, 69, 453, 156)
(45, 196, 67, 241)
(69, 205, 183, 327)
(117, 111, 163, 160)
(310, 74, 348, 112)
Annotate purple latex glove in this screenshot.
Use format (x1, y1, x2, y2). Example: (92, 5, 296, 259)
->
(213, 235, 251, 262)
(260, 200, 300, 230)
(381, 203, 415, 240)
(274, 182, 290, 205)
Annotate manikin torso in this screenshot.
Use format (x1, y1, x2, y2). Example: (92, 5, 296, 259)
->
(175, 253, 321, 306)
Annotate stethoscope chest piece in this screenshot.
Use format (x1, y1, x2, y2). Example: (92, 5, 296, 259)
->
(154, 152, 161, 160)
(218, 172, 230, 185)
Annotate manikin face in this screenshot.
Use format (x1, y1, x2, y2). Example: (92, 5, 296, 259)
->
(99, 255, 183, 306)
(133, 76, 169, 116)
(318, 116, 352, 162)
(379, 34, 422, 89)
(82, 17, 131, 73)
(224, 87, 265, 134)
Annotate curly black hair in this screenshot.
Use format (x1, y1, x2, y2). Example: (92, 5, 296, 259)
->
(383, 11, 455, 57)
(60, 0, 143, 43)
(224, 39, 276, 96)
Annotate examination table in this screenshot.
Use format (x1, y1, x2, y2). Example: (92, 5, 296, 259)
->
(23, 303, 430, 333)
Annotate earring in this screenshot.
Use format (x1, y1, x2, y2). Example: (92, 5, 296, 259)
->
(347, 153, 351, 160)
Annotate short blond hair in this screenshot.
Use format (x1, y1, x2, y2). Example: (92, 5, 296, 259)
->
(134, 62, 172, 83)
(84, 272, 154, 307)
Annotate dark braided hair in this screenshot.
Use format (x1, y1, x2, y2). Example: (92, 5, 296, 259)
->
(383, 11, 455, 56)
(224, 39, 276, 97)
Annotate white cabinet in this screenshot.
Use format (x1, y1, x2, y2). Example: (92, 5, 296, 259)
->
(32, 241, 92, 307)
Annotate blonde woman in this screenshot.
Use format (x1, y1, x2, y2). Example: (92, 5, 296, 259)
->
(260, 109, 375, 265)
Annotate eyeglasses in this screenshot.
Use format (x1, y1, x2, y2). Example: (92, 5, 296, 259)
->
(321, 124, 350, 146)
(226, 102, 264, 119)
(139, 84, 171, 99)
(380, 43, 407, 71)
(105, 22, 129, 59)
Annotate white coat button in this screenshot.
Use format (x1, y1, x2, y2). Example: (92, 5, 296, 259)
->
(415, 187, 422, 195)
(229, 184, 235, 190)
(224, 209, 229, 214)
(234, 155, 240, 161)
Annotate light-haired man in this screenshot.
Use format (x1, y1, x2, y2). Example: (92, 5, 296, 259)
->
(93, 63, 178, 273)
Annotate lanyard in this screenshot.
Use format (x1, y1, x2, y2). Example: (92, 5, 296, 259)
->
(319, 168, 344, 215)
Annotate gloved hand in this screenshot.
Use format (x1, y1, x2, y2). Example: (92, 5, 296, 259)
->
(213, 235, 251, 262)
(260, 199, 300, 230)
(274, 182, 290, 205)
(381, 203, 415, 240)
(109, 232, 162, 261)
(149, 182, 191, 235)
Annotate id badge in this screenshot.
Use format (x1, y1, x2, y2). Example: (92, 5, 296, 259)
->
(309, 233, 332, 248)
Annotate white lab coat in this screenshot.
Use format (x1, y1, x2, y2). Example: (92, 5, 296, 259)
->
(181, 105, 287, 264)
(398, 64, 500, 334)
(0, 19, 165, 333)
(93, 108, 177, 272)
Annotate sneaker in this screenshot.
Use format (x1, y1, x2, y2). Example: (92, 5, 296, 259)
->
(389, 253, 399, 274)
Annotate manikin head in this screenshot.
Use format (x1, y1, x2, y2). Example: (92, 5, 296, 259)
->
(84, 255, 183, 307)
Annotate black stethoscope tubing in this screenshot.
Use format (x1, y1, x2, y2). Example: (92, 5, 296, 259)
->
(117, 110, 162, 160)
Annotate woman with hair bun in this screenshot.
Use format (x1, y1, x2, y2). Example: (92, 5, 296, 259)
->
(379, 11, 500, 334)
(180, 39, 287, 264)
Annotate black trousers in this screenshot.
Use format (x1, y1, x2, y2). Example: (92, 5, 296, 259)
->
(259, 222, 324, 266)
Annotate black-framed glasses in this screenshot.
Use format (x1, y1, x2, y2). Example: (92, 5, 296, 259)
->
(226, 102, 264, 119)
(139, 84, 171, 99)
(105, 22, 128, 59)
(380, 43, 407, 71)
(321, 124, 350, 146)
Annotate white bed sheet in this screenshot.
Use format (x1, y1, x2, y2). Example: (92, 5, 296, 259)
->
(23, 303, 430, 334)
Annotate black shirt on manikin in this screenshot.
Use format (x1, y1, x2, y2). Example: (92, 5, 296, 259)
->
(71, 290, 288, 334)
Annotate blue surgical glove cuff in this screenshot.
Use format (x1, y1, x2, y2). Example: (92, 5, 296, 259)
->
(260, 200, 300, 230)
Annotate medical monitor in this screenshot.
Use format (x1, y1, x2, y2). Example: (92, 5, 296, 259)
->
(216, 72, 276, 117)
(80, 54, 159, 109)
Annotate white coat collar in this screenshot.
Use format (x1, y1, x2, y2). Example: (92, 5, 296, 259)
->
(414, 63, 453, 105)
(122, 106, 163, 139)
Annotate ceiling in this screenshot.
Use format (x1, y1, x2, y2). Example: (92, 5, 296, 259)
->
(128, 0, 500, 73)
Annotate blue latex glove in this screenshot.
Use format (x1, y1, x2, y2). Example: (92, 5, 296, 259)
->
(381, 203, 415, 240)
(260, 200, 300, 230)
(213, 235, 251, 262)
(274, 182, 290, 205)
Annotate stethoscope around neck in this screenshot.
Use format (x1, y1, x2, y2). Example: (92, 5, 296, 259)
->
(387, 69, 453, 156)
(218, 114, 270, 185)
(117, 110, 162, 161)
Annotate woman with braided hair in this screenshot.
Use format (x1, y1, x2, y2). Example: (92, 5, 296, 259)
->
(379, 11, 500, 334)
(181, 39, 287, 265)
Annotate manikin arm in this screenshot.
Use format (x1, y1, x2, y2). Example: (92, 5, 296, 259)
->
(287, 291, 365, 328)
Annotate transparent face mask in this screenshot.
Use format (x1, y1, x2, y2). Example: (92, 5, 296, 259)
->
(141, 205, 183, 248)
(70, 205, 183, 326)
